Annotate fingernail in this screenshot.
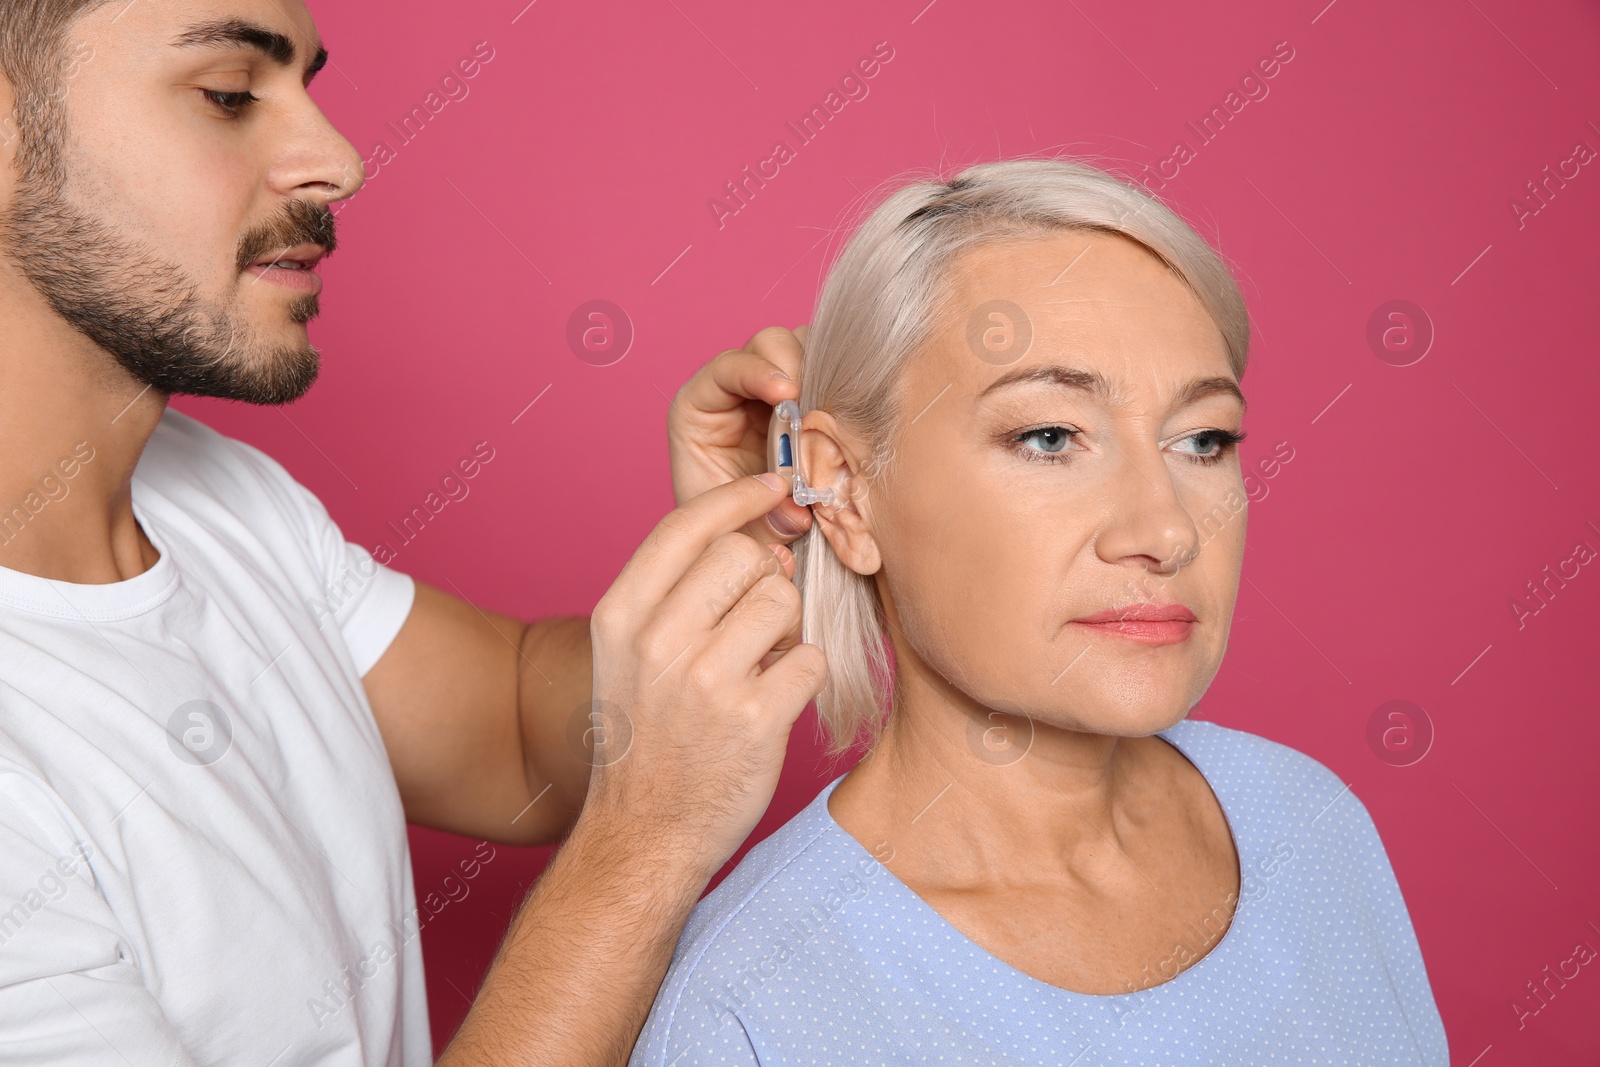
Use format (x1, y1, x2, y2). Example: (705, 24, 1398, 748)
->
(770, 370, 792, 381)
(756, 473, 787, 492)
(767, 507, 806, 538)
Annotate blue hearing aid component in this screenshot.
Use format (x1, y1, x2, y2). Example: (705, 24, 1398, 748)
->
(768, 400, 838, 507)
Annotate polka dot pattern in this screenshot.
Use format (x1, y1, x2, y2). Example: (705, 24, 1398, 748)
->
(631, 718, 1448, 1066)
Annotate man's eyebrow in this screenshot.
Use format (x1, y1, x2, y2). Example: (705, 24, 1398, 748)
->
(172, 17, 329, 80)
(978, 364, 1247, 415)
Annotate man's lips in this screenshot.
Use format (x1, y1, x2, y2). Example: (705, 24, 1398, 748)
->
(1070, 601, 1197, 646)
(249, 242, 327, 270)
(245, 242, 327, 294)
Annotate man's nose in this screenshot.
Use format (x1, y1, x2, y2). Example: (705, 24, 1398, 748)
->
(268, 102, 366, 208)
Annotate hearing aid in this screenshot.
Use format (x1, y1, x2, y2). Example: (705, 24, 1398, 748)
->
(768, 400, 838, 507)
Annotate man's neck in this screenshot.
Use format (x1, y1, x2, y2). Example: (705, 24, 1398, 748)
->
(0, 265, 169, 584)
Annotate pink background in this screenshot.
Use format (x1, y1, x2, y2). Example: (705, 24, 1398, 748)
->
(177, 0, 1600, 1059)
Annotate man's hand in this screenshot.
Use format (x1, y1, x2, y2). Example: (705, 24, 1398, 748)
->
(668, 325, 815, 547)
(582, 471, 826, 876)
(439, 473, 828, 1066)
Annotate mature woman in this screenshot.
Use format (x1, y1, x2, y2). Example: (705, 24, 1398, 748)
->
(630, 159, 1447, 1065)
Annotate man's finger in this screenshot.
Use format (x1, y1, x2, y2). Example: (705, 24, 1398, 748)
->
(609, 474, 794, 609)
(743, 324, 806, 382)
(754, 594, 805, 672)
(675, 345, 799, 421)
(743, 497, 813, 550)
(751, 642, 828, 725)
(700, 571, 804, 676)
(650, 532, 787, 640)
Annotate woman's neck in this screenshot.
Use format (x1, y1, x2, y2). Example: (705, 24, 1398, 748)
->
(827, 662, 1178, 892)
(823, 633, 1240, 996)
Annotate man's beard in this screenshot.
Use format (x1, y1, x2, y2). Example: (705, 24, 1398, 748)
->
(0, 180, 338, 405)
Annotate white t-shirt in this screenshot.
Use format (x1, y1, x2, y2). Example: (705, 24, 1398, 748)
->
(0, 407, 429, 1065)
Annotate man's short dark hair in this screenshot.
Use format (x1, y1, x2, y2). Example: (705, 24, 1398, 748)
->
(0, 0, 112, 182)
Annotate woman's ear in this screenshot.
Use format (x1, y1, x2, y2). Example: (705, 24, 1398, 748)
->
(799, 411, 882, 576)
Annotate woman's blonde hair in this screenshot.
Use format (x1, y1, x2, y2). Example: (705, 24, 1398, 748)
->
(795, 156, 1252, 755)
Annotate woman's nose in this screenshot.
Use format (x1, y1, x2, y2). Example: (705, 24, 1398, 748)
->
(1092, 443, 1203, 573)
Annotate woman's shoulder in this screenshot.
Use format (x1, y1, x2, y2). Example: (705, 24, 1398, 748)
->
(633, 777, 886, 1064)
(675, 775, 881, 956)
(1162, 716, 1394, 858)
(1164, 716, 1351, 805)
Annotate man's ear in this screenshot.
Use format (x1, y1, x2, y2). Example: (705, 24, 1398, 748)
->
(799, 410, 882, 576)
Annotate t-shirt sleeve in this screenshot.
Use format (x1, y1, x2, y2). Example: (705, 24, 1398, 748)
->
(303, 515, 416, 678)
(0, 770, 201, 1066)
(290, 483, 415, 677)
(224, 436, 416, 678)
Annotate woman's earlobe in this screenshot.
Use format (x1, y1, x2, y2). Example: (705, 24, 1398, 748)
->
(798, 411, 882, 574)
(844, 535, 883, 576)
(812, 490, 882, 576)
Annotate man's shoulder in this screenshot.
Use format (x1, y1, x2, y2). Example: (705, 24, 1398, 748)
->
(136, 408, 336, 552)
(138, 406, 298, 501)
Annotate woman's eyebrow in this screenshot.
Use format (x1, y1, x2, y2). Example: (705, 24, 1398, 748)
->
(170, 17, 329, 81)
(979, 364, 1247, 414)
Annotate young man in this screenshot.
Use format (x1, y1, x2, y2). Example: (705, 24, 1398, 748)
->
(0, 0, 820, 1063)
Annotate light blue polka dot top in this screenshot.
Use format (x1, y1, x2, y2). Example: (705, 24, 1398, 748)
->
(631, 717, 1448, 1066)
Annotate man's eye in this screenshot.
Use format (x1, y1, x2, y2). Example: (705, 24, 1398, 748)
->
(201, 89, 258, 115)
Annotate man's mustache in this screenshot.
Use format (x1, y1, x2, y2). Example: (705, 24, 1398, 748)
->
(236, 199, 338, 272)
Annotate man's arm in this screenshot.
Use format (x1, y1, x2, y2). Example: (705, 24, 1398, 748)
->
(362, 583, 593, 846)
(360, 324, 813, 849)
(360, 328, 818, 1064)
(433, 801, 708, 1065)
(439, 475, 826, 1066)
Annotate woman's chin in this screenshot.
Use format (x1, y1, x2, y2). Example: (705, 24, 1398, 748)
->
(1035, 705, 1194, 740)
(981, 686, 1198, 741)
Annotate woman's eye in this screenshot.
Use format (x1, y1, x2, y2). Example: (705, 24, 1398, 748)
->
(1174, 428, 1245, 463)
(1016, 426, 1076, 455)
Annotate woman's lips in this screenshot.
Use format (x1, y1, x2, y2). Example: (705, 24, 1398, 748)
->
(1070, 618, 1195, 645)
(1070, 602, 1197, 645)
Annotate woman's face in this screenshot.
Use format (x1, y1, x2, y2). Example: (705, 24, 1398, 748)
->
(811, 230, 1248, 737)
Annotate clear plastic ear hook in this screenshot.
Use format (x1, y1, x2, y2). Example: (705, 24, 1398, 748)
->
(768, 400, 838, 507)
